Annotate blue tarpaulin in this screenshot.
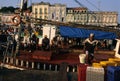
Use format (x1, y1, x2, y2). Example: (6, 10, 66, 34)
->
(59, 26, 117, 39)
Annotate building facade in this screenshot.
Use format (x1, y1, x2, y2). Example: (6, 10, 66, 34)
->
(66, 7, 88, 24)
(32, 2, 66, 22)
(66, 7, 118, 26)
(87, 11, 118, 26)
(32, 2, 118, 26)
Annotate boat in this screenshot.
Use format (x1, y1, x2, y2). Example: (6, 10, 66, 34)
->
(0, 0, 120, 72)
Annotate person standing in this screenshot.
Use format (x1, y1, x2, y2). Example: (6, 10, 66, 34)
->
(83, 33, 98, 65)
(42, 35, 50, 51)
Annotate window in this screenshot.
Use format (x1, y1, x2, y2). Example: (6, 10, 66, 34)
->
(35, 8, 37, 14)
(74, 16, 76, 20)
(44, 8, 47, 14)
(44, 16, 47, 19)
(39, 16, 42, 19)
(39, 8, 42, 14)
(68, 10, 71, 13)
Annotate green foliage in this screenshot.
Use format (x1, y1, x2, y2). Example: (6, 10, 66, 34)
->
(0, 6, 32, 13)
(0, 6, 15, 13)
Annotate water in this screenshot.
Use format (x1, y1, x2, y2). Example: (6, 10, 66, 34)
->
(0, 68, 77, 81)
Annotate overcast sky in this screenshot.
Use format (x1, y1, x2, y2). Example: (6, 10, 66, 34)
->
(0, 0, 120, 22)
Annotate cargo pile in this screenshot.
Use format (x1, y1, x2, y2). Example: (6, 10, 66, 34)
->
(77, 58, 120, 81)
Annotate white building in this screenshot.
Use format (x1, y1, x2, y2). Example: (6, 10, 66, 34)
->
(87, 11, 118, 26)
(66, 7, 118, 26)
(32, 2, 66, 22)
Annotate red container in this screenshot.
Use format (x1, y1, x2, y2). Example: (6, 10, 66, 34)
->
(77, 64, 88, 81)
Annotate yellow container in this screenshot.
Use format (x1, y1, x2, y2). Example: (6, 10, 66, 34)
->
(100, 61, 109, 66)
(108, 58, 120, 66)
(100, 61, 117, 67)
(92, 63, 102, 68)
(108, 58, 115, 61)
(108, 58, 120, 61)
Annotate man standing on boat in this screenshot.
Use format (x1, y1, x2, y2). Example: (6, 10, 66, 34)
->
(83, 33, 98, 65)
(42, 35, 50, 51)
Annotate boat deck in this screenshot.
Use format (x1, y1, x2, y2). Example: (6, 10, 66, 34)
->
(0, 49, 115, 71)
(17, 49, 115, 64)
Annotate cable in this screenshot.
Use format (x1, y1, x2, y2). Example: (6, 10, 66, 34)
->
(73, 0, 98, 24)
(85, 0, 101, 11)
(74, 0, 86, 7)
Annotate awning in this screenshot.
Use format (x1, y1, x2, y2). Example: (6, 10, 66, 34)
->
(59, 26, 117, 39)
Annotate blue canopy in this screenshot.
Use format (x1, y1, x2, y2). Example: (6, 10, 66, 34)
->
(59, 26, 117, 39)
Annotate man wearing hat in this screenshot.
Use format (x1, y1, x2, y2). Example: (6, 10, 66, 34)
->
(83, 33, 98, 65)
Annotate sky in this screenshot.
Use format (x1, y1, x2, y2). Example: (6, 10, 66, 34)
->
(0, 0, 120, 22)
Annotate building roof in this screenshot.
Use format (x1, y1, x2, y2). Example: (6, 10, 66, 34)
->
(32, 1, 50, 6)
(67, 7, 88, 10)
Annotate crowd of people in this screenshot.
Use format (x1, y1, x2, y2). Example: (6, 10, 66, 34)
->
(0, 24, 117, 65)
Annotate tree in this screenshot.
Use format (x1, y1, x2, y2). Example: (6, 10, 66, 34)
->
(0, 6, 15, 13)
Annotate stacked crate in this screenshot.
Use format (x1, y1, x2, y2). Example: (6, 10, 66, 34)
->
(92, 63, 103, 68)
(86, 66, 104, 81)
(100, 61, 117, 67)
(108, 58, 120, 66)
(107, 66, 120, 81)
(77, 64, 88, 81)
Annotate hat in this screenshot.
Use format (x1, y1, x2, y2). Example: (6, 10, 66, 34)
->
(44, 35, 47, 37)
(90, 33, 94, 37)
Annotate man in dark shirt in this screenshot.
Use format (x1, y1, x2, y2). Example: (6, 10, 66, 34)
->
(83, 33, 98, 65)
(42, 35, 50, 51)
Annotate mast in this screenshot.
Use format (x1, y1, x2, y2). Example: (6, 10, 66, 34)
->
(14, 0, 28, 57)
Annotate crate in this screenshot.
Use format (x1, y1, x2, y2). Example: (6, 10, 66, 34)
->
(92, 63, 103, 68)
(108, 58, 120, 62)
(100, 61, 117, 67)
(108, 58, 120, 66)
(107, 66, 120, 81)
(77, 64, 88, 81)
(86, 66, 104, 81)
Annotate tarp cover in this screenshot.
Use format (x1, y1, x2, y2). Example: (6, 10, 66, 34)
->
(59, 26, 117, 39)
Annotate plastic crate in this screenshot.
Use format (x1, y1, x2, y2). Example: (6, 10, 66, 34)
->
(92, 63, 103, 68)
(100, 61, 117, 67)
(108, 58, 120, 66)
(108, 58, 120, 62)
(107, 66, 120, 81)
(77, 64, 88, 81)
(86, 66, 104, 81)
